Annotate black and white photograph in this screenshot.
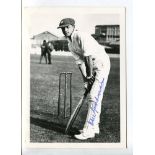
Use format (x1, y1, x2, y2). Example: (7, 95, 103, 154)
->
(22, 7, 126, 148)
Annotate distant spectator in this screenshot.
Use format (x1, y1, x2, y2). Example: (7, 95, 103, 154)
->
(40, 40, 47, 64)
(47, 42, 54, 64)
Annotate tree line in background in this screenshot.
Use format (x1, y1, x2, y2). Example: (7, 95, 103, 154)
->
(49, 39, 119, 54)
(50, 40, 69, 52)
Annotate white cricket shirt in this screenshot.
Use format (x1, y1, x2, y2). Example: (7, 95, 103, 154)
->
(67, 30, 110, 70)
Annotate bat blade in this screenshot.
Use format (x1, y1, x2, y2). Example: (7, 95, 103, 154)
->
(65, 93, 87, 134)
(65, 73, 96, 134)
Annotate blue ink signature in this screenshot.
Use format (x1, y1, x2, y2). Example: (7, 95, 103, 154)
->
(88, 79, 104, 126)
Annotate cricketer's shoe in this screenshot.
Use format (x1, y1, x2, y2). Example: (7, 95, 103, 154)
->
(79, 126, 100, 134)
(75, 129, 95, 140)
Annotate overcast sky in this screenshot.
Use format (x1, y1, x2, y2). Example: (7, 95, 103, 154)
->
(24, 7, 120, 38)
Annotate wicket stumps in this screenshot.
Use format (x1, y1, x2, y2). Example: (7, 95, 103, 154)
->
(58, 72, 72, 118)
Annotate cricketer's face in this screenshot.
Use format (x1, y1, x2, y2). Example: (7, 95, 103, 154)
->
(61, 25, 75, 37)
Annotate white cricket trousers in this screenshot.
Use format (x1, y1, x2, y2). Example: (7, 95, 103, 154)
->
(84, 61, 110, 130)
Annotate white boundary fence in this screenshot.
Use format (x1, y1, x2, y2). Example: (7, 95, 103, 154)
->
(30, 48, 119, 58)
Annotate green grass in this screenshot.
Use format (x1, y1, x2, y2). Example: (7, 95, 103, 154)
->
(30, 54, 120, 143)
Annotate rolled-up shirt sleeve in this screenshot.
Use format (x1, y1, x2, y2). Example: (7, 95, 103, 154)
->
(70, 50, 83, 65)
(75, 59, 83, 65)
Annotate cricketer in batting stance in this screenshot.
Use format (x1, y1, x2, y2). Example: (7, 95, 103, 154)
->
(58, 18, 111, 140)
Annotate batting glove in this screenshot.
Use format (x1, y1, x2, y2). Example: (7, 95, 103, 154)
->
(86, 75, 95, 86)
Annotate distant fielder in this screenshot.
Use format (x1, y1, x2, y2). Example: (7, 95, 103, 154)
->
(58, 18, 110, 140)
(40, 40, 48, 64)
(47, 41, 54, 64)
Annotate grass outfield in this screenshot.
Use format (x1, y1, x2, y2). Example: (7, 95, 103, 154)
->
(30, 54, 120, 143)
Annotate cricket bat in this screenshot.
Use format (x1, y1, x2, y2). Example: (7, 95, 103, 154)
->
(65, 89, 89, 134)
(65, 72, 96, 134)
